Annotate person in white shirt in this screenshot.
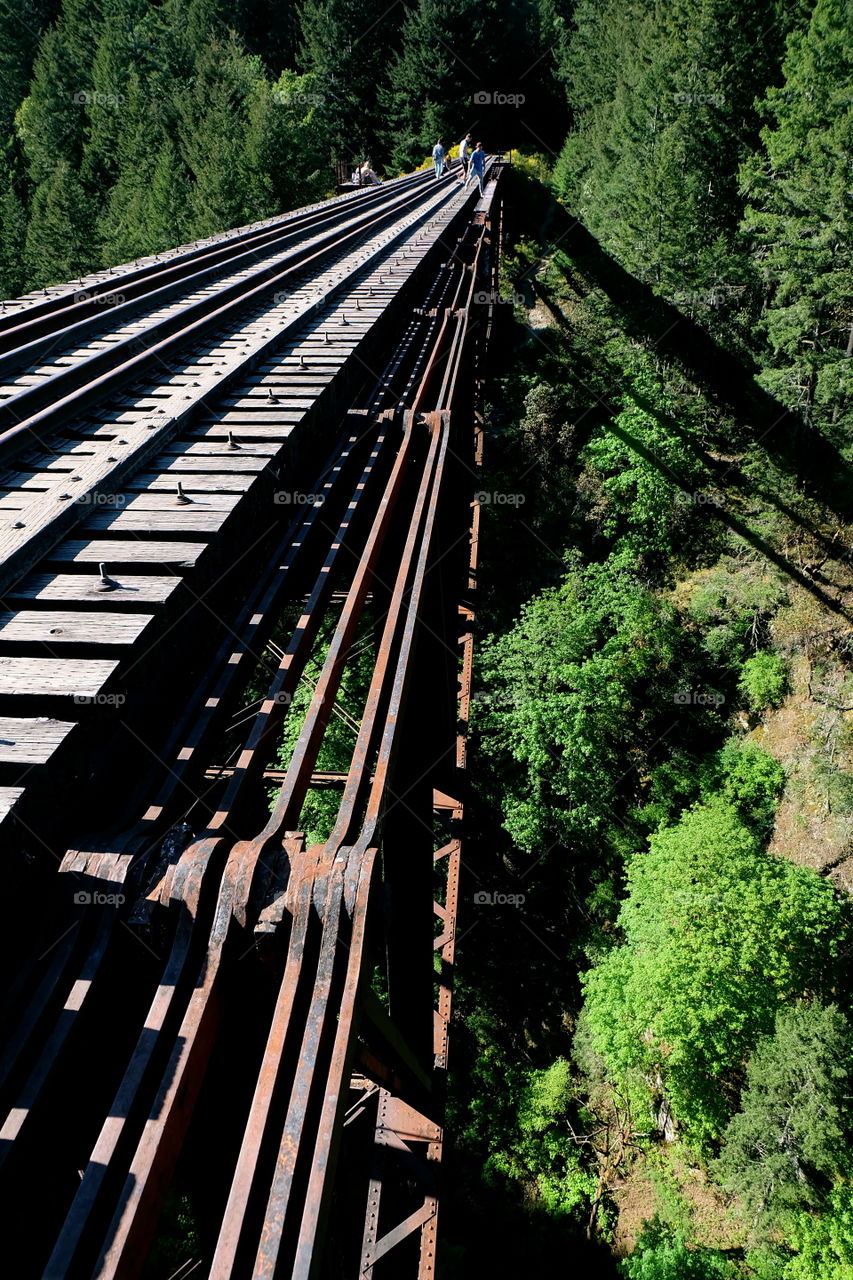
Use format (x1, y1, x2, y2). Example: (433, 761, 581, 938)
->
(459, 133, 472, 182)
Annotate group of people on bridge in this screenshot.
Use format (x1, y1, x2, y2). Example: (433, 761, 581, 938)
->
(431, 134, 486, 195)
(349, 134, 487, 196)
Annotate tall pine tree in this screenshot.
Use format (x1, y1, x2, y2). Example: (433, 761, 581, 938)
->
(741, 0, 853, 443)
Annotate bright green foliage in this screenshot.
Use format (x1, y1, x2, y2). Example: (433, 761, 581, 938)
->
(785, 1184, 853, 1279)
(684, 564, 788, 667)
(740, 0, 853, 442)
(620, 1219, 739, 1279)
(581, 801, 848, 1144)
(717, 1004, 852, 1229)
(476, 552, 684, 858)
(739, 652, 788, 712)
(484, 1058, 598, 1219)
(633, 737, 784, 839)
(582, 353, 705, 565)
(712, 739, 784, 838)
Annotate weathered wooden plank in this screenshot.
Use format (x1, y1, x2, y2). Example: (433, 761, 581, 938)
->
(83, 509, 230, 533)
(126, 474, 254, 494)
(0, 716, 76, 764)
(94, 492, 240, 512)
(4, 574, 181, 607)
(49, 540, 206, 567)
(0, 610, 154, 645)
(0, 656, 118, 697)
(147, 455, 271, 473)
(0, 786, 23, 823)
(191, 423, 298, 439)
(159, 441, 279, 457)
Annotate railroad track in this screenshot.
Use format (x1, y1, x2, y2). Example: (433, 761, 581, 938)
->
(0, 161, 503, 1277)
(0, 160, 481, 857)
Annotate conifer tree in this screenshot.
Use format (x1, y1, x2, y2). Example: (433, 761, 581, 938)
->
(741, 0, 853, 442)
(15, 0, 101, 185)
(553, 0, 798, 323)
(299, 0, 404, 161)
(0, 180, 28, 298)
(24, 157, 95, 286)
(718, 1003, 852, 1230)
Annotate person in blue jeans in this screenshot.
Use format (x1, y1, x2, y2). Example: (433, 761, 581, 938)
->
(468, 141, 486, 195)
(432, 139, 446, 178)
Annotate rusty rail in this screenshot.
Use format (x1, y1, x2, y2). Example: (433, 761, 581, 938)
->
(0, 164, 504, 1278)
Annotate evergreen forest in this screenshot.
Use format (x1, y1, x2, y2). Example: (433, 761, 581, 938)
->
(4, 0, 853, 1275)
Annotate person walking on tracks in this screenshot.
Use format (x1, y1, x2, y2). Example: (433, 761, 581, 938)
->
(432, 139, 446, 178)
(468, 141, 486, 196)
(459, 133, 472, 181)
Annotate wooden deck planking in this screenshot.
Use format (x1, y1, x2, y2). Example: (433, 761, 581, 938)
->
(3, 574, 182, 607)
(0, 716, 77, 764)
(49, 540, 206, 568)
(0, 656, 119, 698)
(0, 610, 155, 645)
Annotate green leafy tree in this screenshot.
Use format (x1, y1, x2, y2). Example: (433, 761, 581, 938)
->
(785, 1183, 853, 1279)
(740, 0, 853, 441)
(739, 651, 788, 712)
(717, 1003, 852, 1230)
(581, 800, 848, 1144)
(620, 1219, 739, 1279)
(476, 550, 684, 860)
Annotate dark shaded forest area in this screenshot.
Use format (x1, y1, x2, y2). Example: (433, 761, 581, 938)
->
(4, 0, 852, 1276)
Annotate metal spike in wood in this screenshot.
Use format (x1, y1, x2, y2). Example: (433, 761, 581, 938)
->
(355, 298, 361, 310)
(300, 355, 307, 369)
(227, 431, 241, 450)
(341, 313, 348, 325)
(324, 331, 330, 344)
(95, 562, 116, 592)
(268, 386, 277, 401)
(176, 481, 191, 504)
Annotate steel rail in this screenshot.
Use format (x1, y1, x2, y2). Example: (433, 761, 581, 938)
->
(0, 170, 434, 350)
